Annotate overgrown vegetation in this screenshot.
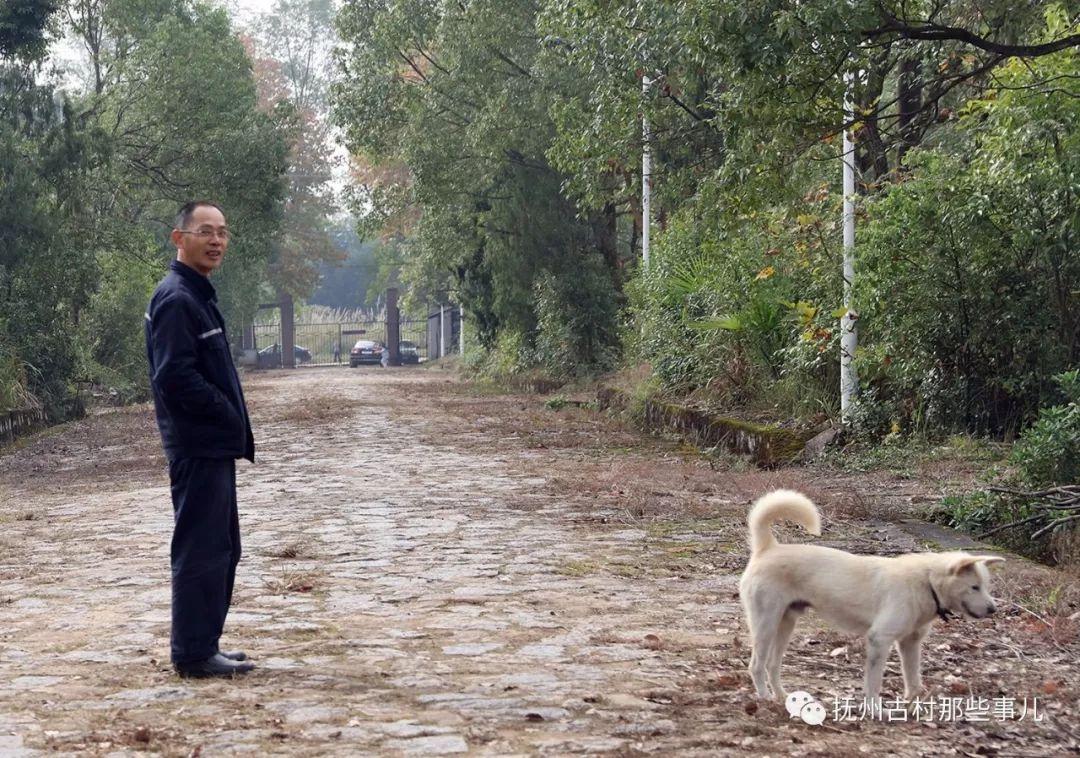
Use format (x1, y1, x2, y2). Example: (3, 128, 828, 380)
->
(333, 1, 1077, 431)
(943, 372, 1080, 563)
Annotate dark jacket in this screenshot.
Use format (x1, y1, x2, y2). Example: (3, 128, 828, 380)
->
(145, 260, 255, 462)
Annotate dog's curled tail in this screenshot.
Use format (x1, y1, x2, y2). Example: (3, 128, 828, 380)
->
(748, 489, 821, 555)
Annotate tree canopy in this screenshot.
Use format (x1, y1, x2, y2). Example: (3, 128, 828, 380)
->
(1, 0, 292, 415)
(333, 0, 1078, 433)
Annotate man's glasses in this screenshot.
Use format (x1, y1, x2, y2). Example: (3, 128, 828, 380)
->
(179, 228, 231, 241)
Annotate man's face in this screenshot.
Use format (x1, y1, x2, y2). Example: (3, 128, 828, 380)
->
(172, 205, 229, 276)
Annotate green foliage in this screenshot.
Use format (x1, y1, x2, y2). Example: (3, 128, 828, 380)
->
(1009, 371, 1080, 489)
(530, 0, 1078, 436)
(0, 0, 291, 422)
(0, 61, 90, 417)
(0, 0, 55, 59)
(857, 48, 1080, 436)
(0, 326, 33, 413)
(77, 246, 159, 402)
(469, 329, 536, 381)
(626, 172, 843, 421)
(945, 371, 1080, 562)
(534, 250, 619, 377)
(544, 394, 568, 410)
(332, 0, 629, 377)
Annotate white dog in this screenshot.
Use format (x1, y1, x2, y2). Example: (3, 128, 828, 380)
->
(738, 489, 1004, 703)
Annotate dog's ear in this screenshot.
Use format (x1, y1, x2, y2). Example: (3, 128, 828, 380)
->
(979, 556, 1006, 569)
(949, 556, 980, 575)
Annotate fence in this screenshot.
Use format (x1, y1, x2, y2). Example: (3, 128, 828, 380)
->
(252, 319, 430, 367)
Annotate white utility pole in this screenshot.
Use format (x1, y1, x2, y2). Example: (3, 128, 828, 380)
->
(642, 74, 652, 269)
(459, 304, 464, 354)
(840, 81, 859, 423)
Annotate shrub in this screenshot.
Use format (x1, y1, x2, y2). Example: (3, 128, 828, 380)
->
(534, 251, 619, 378)
(857, 51, 1080, 437)
(1010, 370, 1080, 489)
(946, 372, 1080, 563)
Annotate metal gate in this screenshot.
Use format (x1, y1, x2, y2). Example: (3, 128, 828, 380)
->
(253, 319, 431, 367)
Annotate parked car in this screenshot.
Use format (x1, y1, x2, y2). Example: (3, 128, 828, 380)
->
(350, 339, 384, 367)
(399, 340, 421, 364)
(257, 343, 312, 367)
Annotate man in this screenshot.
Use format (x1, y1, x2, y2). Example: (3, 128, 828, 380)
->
(145, 201, 256, 678)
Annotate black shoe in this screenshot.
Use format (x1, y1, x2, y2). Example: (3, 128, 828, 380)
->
(218, 650, 248, 662)
(174, 653, 255, 678)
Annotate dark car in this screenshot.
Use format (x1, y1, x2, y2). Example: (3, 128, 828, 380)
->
(399, 340, 420, 364)
(350, 339, 384, 367)
(257, 343, 312, 368)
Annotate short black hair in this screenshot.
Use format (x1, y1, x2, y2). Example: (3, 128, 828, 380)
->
(174, 200, 225, 230)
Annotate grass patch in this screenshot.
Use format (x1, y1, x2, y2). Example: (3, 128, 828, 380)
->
(555, 560, 600, 577)
(544, 395, 568, 411)
(822, 434, 1006, 476)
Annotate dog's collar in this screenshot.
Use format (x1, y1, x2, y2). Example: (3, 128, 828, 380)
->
(929, 585, 953, 622)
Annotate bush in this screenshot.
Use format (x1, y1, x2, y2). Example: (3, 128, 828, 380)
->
(0, 329, 34, 414)
(946, 371, 1080, 563)
(464, 329, 536, 382)
(78, 248, 159, 404)
(628, 175, 844, 421)
(534, 251, 619, 377)
(857, 52, 1080, 437)
(1010, 370, 1080, 489)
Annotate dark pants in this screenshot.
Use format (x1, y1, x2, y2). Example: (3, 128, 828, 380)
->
(168, 457, 241, 664)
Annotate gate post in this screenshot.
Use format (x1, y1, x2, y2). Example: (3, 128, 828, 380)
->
(280, 291, 295, 369)
(440, 303, 452, 359)
(386, 288, 401, 366)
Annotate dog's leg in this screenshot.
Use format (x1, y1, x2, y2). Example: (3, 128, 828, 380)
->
(766, 610, 797, 702)
(863, 629, 895, 706)
(896, 627, 928, 700)
(747, 595, 783, 700)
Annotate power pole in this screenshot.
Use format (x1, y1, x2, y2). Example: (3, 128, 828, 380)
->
(642, 74, 652, 269)
(840, 81, 859, 422)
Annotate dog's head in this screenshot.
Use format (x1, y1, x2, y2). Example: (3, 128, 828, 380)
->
(940, 555, 1006, 618)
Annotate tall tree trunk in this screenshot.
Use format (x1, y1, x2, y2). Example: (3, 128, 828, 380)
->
(593, 202, 620, 287)
(856, 51, 892, 184)
(898, 55, 922, 164)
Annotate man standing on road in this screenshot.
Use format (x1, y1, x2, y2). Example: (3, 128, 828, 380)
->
(145, 201, 256, 679)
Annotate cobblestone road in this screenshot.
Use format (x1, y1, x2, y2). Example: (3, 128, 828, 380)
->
(0, 368, 1076, 756)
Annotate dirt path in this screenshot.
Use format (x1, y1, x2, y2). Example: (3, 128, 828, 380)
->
(1, 368, 1077, 756)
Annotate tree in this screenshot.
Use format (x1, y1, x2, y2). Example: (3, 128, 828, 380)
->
(1, 1, 93, 416)
(0, 0, 56, 59)
(0, 1, 292, 411)
(246, 0, 344, 301)
(333, 0, 626, 372)
(540, 0, 1078, 429)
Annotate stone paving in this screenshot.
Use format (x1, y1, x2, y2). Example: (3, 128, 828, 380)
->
(0, 368, 1077, 756)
